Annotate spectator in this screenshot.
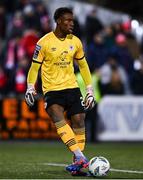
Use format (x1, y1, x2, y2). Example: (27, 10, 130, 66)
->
(23, 4, 41, 31)
(121, 21, 140, 60)
(85, 8, 103, 44)
(98, 56, 130, 96)
(87, 33, 109, 72)
(126, 33, 140, 60)
(5, 34, 22, 70)
(19, 28, 39, 60)
(103, 25, 115, 49)
(5, 33, 23, 93)
(35, 1, 51, 35)
(110, 33, 134, 79)
(7, 11, 24, 40)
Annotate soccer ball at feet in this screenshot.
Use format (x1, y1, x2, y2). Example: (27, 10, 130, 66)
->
(88, 156, 110, 176)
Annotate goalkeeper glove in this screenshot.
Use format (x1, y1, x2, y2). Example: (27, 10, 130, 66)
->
(25, 85, 37, 107)
(84, 85, 96, 110)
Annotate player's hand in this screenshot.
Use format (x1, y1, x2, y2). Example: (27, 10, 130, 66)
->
(84, 85, 96, 110)
(25, 85, 37, 107)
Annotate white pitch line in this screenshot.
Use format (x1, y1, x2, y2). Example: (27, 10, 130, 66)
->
(1, 162, 143, 175)
(110, 168, 143, 174)
(42, 162, 143, 174)
(42, 162, 67, 167)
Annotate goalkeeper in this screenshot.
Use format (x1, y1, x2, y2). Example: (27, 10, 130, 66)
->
(25, 7, 95, 176)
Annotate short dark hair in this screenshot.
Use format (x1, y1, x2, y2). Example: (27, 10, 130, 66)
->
(54, 7, 73, 22)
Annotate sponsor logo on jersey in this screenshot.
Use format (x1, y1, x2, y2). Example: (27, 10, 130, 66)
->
(59, 51, 68, 61)
(51, 47, 56, 51)
(54, 51, 71, 68)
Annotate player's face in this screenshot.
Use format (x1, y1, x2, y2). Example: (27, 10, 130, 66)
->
(59, 13, 74, 34)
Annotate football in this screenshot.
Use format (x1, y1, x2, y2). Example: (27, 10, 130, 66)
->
(88, 156, 110, 176)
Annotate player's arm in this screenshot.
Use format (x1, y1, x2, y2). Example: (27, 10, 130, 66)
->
(76, 57, 95, 110)
(76, 56, 92, 86)
(25, 43, 44, 106)
(74, 37, 95, 110)
(25, 62, 41, 106)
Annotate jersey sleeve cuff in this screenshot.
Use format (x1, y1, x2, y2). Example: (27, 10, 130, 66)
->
(32, 60, 42, 64)
(74, 55, 85, 60)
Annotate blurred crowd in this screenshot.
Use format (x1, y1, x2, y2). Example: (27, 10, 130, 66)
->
(0, 0, 51, 95)
(0, 0, 143, 98)
(79, 8, 143, 98)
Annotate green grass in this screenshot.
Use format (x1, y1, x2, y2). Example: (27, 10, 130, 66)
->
(0, 141, 143, 179)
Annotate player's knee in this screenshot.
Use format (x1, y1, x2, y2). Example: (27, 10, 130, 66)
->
(47, 109, 64, 123)
(50, 114, 62, 123)
(72, 114, 85, 128)
(46, 104, 65, 123)
(76, 120, 85, 128)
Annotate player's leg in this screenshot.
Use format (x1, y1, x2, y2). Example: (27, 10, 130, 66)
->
(67, 88, 86, 153)
(71, 113, 86, 152)
(69, 113, 89, 176)
(47, 104, 88, 173)
(44, 89, 88, 173)
(65, 88, 89, 174)
(46, 104, 86, 160)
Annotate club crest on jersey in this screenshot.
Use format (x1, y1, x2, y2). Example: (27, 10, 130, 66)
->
(33, 45, 41, 59)
(69, 45, 74, 50)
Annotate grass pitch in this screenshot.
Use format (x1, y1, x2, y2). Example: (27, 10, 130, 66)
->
(0, 141, 143, 179)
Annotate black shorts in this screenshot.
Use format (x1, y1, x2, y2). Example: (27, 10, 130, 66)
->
(44, 88, 85, 117)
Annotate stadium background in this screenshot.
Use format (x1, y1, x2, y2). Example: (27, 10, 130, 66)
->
(0, 0, 143, 179)
(0, 0, 143, 142)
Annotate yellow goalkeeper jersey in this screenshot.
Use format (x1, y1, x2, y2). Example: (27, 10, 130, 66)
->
(33, 32, 84, 94)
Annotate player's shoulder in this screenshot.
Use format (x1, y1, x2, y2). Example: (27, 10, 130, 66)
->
(68, 34, 82, 44)
(68, 34, 81, 41)
(37, 32, 54, 45)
